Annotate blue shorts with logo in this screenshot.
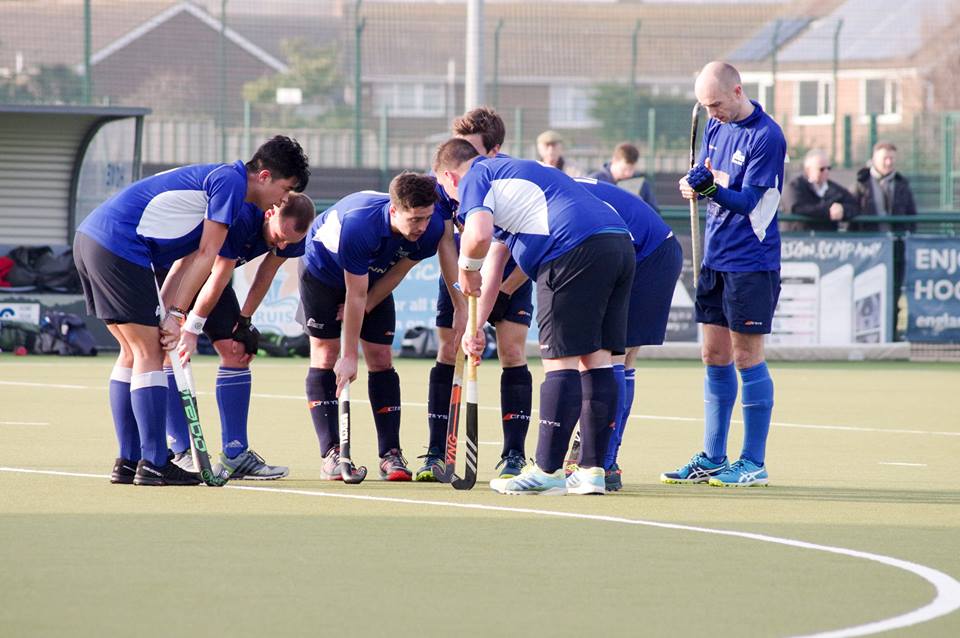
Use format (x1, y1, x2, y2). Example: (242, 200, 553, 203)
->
(695, 266, 781, 334)
(435, 275, 534, 328)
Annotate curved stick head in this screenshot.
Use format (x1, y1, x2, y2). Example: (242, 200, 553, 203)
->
(341, 463, 367, 484)
(689, 102, 702, 168)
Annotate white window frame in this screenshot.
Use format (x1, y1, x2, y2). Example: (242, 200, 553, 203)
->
(794, 79, 834, 125)
(372, 82, 445, 118)
(549, 85, 598, 129)
(744, 82, 774, 111)
(860, 78, 902, 124)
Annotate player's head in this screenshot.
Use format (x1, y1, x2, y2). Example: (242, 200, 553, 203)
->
(803, 149, 831, 186)
(537, 130, 564, 168)
(388, 172, 438, 241)
(610, 142, 639, 181)
(263, 192, 315, 251)
(432, 138, 480, 201)
(871, 141, 898, 176)
(452, 107, 505, 157)
(695, 61, 749, 124)
(245, 136, 311, 210)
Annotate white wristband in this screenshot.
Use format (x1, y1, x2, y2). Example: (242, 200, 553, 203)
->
(458, 255, 484, 271)
(184, 310, 207, 335)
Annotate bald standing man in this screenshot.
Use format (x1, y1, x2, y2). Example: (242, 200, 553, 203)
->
(662, 61, 786, 487)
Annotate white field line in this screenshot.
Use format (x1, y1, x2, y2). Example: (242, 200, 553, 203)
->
(0, 421, 49, 426)
(0, 465, 958, 638)
(2, 379, 959, 438)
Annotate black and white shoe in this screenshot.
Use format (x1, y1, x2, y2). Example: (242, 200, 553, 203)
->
(133, 459, 202, 486)
(110, 457, 139, 484)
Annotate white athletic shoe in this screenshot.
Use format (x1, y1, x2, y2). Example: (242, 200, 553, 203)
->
(566, 466, 605, 495)
(489, 464, 567, 496)
(172, 450, 197, 472)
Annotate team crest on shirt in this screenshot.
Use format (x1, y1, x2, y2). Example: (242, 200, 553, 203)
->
(732, 150, 746, 166)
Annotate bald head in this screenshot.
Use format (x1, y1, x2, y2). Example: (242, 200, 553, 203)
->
(694, 60, 752, 124)
(803, 149, 831, 185)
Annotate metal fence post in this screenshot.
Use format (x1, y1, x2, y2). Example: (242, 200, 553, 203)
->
(354, 0, 366, 168)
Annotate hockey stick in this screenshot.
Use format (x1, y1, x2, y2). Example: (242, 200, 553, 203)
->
(338, 380, 367, 484)
(689, 102, 703, 287)
(564, 428, 582, 476)
(436, 345, 465, 484)
(452, 295, 479, 490)
(151, 271, 224, 487)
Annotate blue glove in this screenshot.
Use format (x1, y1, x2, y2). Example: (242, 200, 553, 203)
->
(686, 164, 718, 197)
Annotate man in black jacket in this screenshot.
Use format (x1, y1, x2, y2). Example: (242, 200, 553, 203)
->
(785, 149, 858, 232)
(853, 141, 917, 232)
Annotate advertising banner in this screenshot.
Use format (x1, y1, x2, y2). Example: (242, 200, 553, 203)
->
(904, 236, 960, 342)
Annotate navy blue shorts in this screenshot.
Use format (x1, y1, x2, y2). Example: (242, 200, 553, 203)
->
(74, 232, 160, 326)
(296, 264, 396, 345)
(536, 232, 635, 358)
(695, 266, 781, 334)
(627, 235, 683, 347)
(155, 267, 241, 341)
(435, 275, 533, 328)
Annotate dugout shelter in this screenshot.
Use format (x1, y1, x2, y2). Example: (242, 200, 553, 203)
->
(0, 105, 149, 348)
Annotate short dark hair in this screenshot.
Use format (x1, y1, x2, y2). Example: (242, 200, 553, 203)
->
(389, 172, 438, 210)
(433, 138, 480, 173)
(452, 107, 506, 154)
(278, 192, 316, 233)
(612, 142, 639, 164)
(246, 135, 310, 193)
(873, 141, 897, 153)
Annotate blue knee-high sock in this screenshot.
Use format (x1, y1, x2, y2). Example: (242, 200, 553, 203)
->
(306, 367, 338, 456)
(109, 365, 140, 461)
(534, 370, 582, 473)
(426, 362, 455, 453)
(740, 362, 774, 465)
(579, 367, 619, 469)
(369, 368, 402, 457)
(130, 370, 169, 466)
(163, 366, 190, 455)
(704, 363, 738, 463)
(603, 364, 627, 468)
(500, 365, 533, 457)
(217, 366, 252, 459)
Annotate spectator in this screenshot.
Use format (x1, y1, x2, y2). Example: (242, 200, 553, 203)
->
(853, 141, 917, 232)
(784, 149, 859, 232)
(588, 142, 660, 213)
(536, 130, 583, 177)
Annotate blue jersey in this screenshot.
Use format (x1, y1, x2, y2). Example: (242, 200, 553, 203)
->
(303, 191, 445, 289)
(77, 161, 248, 268)
(456, 157, 628, 277)
(698, 101, 785, 271)
(574, 178, 672, 262)
(219, 204, 305, 266)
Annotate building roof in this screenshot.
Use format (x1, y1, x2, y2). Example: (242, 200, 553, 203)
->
(776, 0, 955, 64)
(727, 17, 812, 62)
(90, 2, 289, 73)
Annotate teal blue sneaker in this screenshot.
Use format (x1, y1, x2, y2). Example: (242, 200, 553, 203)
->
(660, 452, 729, 484)
(495, 449, 526, 478)
(414, 448, 444, 482)
(708, 458, 768, 487)
(489, 464, 567, 496)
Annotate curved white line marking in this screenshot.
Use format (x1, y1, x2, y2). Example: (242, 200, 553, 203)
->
(1, 466, 957, 636)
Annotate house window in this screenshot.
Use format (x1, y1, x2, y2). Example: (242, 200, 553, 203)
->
(549, 85, 597, 128)
(864, 79, 900, 117)
(797, 80, 832, 118)
(373, 83, 445, 117)
(742, 82, 772, 110)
